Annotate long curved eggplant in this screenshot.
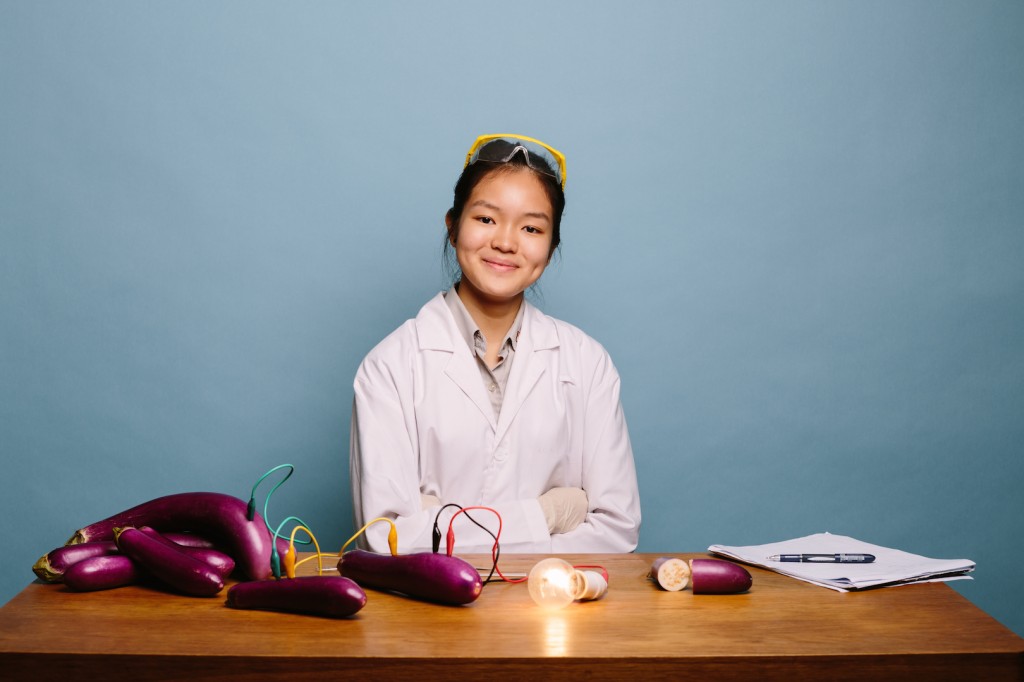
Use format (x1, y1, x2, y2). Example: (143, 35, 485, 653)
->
(338, 550, 482, 605)
(160, 532, 217, 549)
(66, 492, 276, 580)
(227, 576, 367, 618)
(137, 526, 236, 579)
(114, 527, 225, 597)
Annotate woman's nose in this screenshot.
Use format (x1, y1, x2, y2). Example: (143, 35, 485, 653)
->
(491, 225, 516, 252)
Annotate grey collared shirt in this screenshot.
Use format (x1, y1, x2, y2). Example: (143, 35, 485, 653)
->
(444, 288, 525, 419)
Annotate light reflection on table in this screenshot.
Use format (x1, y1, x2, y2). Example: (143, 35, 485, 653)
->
(543, 613, 569, 657)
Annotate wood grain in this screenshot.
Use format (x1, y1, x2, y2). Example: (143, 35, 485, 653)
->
(1, 553, 1020, 680)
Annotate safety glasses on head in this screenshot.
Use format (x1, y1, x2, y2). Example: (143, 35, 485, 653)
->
(464, 134, 567, 191)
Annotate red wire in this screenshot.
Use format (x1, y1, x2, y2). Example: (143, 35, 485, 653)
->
(572, 564, 610, 583)
(446, 506, 527, 584)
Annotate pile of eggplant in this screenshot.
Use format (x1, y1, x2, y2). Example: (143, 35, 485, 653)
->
(33, 492, 361, 617)
(34, 492, 279, 593)
(32, 491, 485, 618)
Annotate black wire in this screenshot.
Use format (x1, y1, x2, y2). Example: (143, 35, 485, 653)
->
(432, 503, 501, 584)
(483, 543, 502, 584)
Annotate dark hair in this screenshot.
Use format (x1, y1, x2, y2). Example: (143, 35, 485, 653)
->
(443, 140, 566, 283)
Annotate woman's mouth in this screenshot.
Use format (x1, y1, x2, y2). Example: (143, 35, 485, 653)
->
(483, 258, 517, 271)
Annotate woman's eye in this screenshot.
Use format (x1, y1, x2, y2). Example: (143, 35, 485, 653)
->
(476, 216, 495, 225)
(524, 225, 542, 234)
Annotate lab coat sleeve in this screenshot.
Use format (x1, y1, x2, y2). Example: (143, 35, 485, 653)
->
(550, 342, 641, 553)
(350, 349, 439, 554)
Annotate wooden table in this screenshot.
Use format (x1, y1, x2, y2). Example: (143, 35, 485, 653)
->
(1, 553, 1021, 680)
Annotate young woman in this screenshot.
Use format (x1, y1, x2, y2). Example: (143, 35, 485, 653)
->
(350, 134, 640, 553)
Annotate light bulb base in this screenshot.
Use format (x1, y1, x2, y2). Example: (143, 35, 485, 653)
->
(572, 570, 608, 601)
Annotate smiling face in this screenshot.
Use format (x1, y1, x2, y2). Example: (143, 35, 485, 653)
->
(447, 167, 555, 309)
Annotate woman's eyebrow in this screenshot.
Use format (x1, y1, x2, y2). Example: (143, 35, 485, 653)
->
(522, 211, 552, 222)
(468, 200, 551, 222)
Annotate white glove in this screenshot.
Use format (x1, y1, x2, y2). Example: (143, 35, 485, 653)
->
(538, 487, 588, 535)
(420, 493, 441, 510)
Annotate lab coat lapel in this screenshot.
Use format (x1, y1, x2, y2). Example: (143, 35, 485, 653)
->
(444, 352, 497, 431)
(416, 293, 497, 431)
(495, 303, 559, 445)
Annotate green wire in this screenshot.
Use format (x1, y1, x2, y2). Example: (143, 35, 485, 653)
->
(273, 515, 314, 547)
(249, 463, 311, 547)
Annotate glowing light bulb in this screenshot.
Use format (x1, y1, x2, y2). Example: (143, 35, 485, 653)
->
(528, 558, 576, 609)
(528, 558, 609, 608)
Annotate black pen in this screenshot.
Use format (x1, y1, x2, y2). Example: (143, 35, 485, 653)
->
(768, 553, 875, 563)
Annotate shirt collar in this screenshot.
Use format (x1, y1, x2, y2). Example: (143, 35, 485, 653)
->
(444, 286, 524, 354)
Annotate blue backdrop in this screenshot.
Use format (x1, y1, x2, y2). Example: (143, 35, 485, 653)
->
(2, 1, 1022, 636)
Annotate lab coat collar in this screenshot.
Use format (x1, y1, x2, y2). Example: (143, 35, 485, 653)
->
(415, 292, 558, 352)
(415, 292, 559, 435)
(416, 293, 459, 352)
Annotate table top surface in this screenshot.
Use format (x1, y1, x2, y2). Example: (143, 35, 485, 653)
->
(2, 552, 1021, 679)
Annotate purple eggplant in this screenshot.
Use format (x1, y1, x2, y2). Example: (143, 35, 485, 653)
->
(160, 532, 216, 549)
(690, 559, 753, 594)
(137, 526, 235, 578)
(338, 550, 482, 605)
(227, 576, 367, 618)
(63, 555, 141, 592)
(34, 541, 118, 583)
(114, 527, 224, 597)
(66, 492, 276, 580)
(33, 532, 216, 584)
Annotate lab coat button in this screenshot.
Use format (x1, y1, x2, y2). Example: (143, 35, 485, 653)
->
(488, 383, 497, 392)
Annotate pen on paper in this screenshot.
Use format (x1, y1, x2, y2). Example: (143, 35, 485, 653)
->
(767, 553, 875, 563)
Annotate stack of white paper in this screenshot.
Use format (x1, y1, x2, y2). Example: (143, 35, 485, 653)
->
(708, 532, 975, 592)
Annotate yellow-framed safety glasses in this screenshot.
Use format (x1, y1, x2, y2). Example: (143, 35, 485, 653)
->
(464, 134, 567, 190)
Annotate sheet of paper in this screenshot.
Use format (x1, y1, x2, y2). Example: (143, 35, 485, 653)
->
(708, 532, 975, 591)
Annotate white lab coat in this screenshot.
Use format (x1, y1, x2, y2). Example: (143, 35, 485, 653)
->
(350, 292, 641, 554)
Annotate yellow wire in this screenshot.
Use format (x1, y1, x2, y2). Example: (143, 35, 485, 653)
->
(286, 525, 323, 576)
(339, 517, 398, 556)
(294, 553, 339, 572)
(285, 517, 400, 576)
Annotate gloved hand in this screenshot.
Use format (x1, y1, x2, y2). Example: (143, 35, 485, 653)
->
(420, 493, 441, 510)
(538, 487, 588, 535)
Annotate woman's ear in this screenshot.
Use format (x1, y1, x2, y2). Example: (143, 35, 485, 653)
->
(445, 210, 456, 246)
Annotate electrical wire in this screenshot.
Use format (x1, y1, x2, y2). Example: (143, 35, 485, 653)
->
(432, 503, 497, 552)
(270, 515, 315, 578)
(288, 525, 327, 577)
(572, 564, 610, 583)
(433, 504, 501, 582)
(339, 517, 398, 556)
(442, 505, 527, 584)
(248, 466, 538, 587)
(248, 464, 313, 549)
